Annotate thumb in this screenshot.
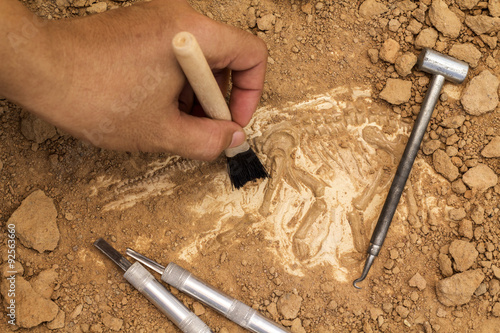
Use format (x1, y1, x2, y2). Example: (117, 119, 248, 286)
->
(170, 112, 246, 161)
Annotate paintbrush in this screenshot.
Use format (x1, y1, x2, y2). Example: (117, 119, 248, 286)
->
(172, 31, 268, 189)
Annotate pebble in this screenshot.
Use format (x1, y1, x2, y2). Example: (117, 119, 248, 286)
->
(448, 43, 482, 68)
(257, 14, 275, 31)
(192, 302, 206, 315)
(0, 276, 59, 328)
(481, 136, 500, 158)
(462, 164, 498, 191)
(433, 149, 459, 181)
(20, 112, 57, 144)
(87, 2, 107, 14)
(493, 303, 500, 317)
(449, 240, 478, 272)
(429, 0, 462, 38)
(379, 78, 412, 105)
(102, 313, 123, 331)
(438, 253, 454, 277)
(456, 0, 481, 10)
(359, 0, 389, 18)
(465, 15, 500, 35)
(449, 208, 466, 221)
(436, 269, 485, 306)
(47, 310, 65, 330)
(367, 48, 379, 63)
(409, 272, 427, 290)
(7, 190, 60, 253)
(395, 52, 417, 77)
(491, 0, 500, 17)
(379, 39, 400, 63)
(441, 115, 465, 129)
(277, 293, 302, 319)
(415, 28, 438, 49)
(461, 70, 499, 115)
(459, 219, 474, 239)
(32, 268, 58, 299)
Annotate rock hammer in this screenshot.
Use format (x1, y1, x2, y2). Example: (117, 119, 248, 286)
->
(353, 48, 468, 289)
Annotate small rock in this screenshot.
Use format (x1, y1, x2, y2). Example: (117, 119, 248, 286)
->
(379, 78, 412, 105)
(449, 240, 479, 272)
(47, 310, 65, 330)
(441, 115, 465, 129)
(491, 0, 500, 17)
(359, 0, 389, 18)
(448, 43, 482, 68)
(70, 304, 83, 319)
(461, 70, 499, 116)
(31, 268, 58, 299)
(452, 179, 467, 194)
(277, 293, 302, 319)
(471, 206, 485, 224)
(247, 7, 257, 28)
(459, 219, 474, 239)
(493, 303, 500, 317)
(465, 15, 500, 35)
(436, 307, 448, 318)
(395, 52, 417, 77)
(0, 276, 59, 328)
(415, 28, 439, 49)
(407, 19, 423, 34)
(257, 14, 275, 31)
(449, 208, 466, 221)
(367, 48, 379, 63)
(438, 253, 454, 277)
(492, 265, 500, 280)
(409, 272, 427, 290)
(436, 269, 485, 306)
(475, 282, 488, 296)
(396, 305, 410, 318)
(7, 190, 60, 253)
(379, 39, 400, 63)
(429, 0, 462, 38)
(290, 318, 306, 333)
(433, 149, 459, 181)
(482, 136, 500, 158)
(192, 302, 205, 316)
(102, 313, 123, 331)
(463, 164, 498, 191)
(456, 0, 480, 10)
(20, 112, 57, 144)
(1, 261, 24, 277)
(87, 2, 107, 14)
(480, 34, 498, 49)
(423, 140, 442, 155)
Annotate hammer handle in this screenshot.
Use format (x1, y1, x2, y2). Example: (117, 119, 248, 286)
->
(172, 31, 231, 121)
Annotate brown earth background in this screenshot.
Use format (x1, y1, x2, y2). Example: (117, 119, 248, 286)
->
(1, 0, 500, 332)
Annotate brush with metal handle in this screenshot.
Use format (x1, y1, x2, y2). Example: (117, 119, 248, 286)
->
(94, 239, 213, 333)
(126, 248, 290, 333)
(172, 31, 268, 189)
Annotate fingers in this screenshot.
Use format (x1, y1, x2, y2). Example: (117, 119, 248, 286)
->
(194, 23, 268, 127)
(167, 112, 246, 161)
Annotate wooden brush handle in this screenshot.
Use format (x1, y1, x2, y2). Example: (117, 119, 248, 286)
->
(173, 31, 250, 156)
(172, 32, 231, 121)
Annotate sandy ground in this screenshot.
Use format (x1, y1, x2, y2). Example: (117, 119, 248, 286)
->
(1, 0, 500, 332)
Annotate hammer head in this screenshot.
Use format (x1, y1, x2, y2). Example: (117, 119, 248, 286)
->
(417, 48, 469, 84)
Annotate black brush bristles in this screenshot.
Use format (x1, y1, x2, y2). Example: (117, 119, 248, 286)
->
(227, 147, 269, 189)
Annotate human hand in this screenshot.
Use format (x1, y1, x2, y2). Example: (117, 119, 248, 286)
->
(0, 0, 267, 160)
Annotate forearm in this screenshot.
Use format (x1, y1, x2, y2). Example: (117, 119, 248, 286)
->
(0, 0, 58, 109)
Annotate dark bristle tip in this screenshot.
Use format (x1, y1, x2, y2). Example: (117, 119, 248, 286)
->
(227, 148, 268, 189)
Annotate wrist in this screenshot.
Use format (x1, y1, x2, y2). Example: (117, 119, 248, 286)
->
(0, 1, 61, 113)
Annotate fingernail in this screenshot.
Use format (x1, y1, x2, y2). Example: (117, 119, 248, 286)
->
(229, 130, 246, 148)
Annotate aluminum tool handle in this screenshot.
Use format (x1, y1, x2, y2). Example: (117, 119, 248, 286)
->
(369, 74, 446, 252)
(163, 263, 290, 333)
(124, 263, 213, 333)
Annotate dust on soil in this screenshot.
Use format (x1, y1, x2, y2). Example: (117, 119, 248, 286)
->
(1, 0, 500, 332)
